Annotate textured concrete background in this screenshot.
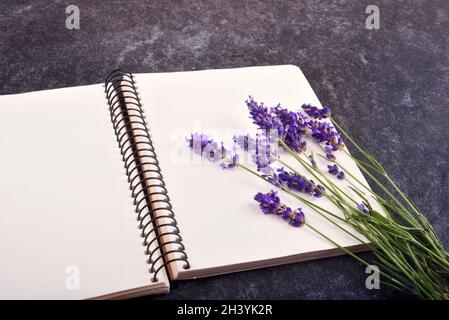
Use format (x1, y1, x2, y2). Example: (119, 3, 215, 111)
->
(1, 0, 448, 299)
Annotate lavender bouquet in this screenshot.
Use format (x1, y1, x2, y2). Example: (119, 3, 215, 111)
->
(187, 97, 449, 300)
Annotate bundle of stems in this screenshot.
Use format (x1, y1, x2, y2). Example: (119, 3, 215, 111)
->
(189, 98, 449, 299)
(241, 118, 449, 299)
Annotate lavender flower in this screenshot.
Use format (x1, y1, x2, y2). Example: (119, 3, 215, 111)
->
(272, 105, 308, 153)
(328, 164, 339, 175)
(187, 133, 239, 169)
(308, 121, 341, 147)
(357, 203, 369, 214)
(253, 153, 273, 174)
(254, 190, 280, 214)
(188, 133, 213, 154)
(306, 120, 344, 162)
(327, 164, 345, 179)
(289, 208, 306, 227)
(324, 146, 336, 160)
(246, 98, 345, 159)
(234, 133, 278, 174)
(253, 133, 277, 174)
(271, 168, 325, 198)
(246, 97, 279, 131)
(220, 145, 239, 169)
(301, 104, 331, 119)
(254, 190, 306, 227)
(246, 97, 307, 153)
(233, 134, 255, 151)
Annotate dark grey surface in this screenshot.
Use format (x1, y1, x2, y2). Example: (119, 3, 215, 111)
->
(1, 0, 448, 299)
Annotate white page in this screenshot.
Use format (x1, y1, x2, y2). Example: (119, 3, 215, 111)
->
(136, 65, 378, 276)
(0, 85, 167, 299)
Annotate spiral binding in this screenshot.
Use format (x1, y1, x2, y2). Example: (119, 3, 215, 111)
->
(104, 69, 190, 282)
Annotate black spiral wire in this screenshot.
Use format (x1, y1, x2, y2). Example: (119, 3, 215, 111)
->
(105, 69, 190, 282)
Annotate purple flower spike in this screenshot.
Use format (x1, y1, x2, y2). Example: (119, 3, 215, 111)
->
(313, 184, 325, 198)
(246, 97, 308, 153)
(188, 133, 213, 155)
(234, 134, 276, 173)
(234, 134, 256, 151)
(254, 190, 280, 214)
(254, 190, 306, 227)
(272, 105, 308, 153)
(188, 133, 239, 169)
(327, 164, 345, 180)
(246, 98, 344, 157)
(271, 168, 325, 197)
(220, 149, 239, 169)
(357, 203, 369, 214)
(253, 153, 273, 174)
(324, 145, 336, 160)
(307, 120, 344, 152)
(327, 164, 339, 175)
(202, 141, 224, 162)
(246, 97, 279, 131)
(252, 133, 276, 174)
(301, 104, 332, 119)
(289, 208, 306, 227)
(280, 206, 293, 220)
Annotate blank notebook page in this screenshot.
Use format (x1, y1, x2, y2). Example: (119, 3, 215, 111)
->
(136, 65, 375, 277)
(0, 85, 165, 299)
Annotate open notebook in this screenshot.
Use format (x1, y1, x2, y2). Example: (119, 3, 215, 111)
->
(0, 65, 377, 299)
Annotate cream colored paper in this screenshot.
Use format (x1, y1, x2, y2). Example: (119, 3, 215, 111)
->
(0, 84, 168, 299)
(136, 65, 378, 278)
